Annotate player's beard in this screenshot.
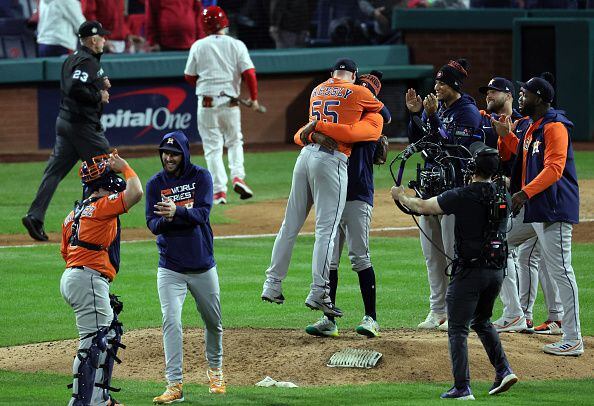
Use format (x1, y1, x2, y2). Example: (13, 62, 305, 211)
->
(486, 99, 505, 114)
(519, 101, 535, 117)
(164, 160, 182, 177)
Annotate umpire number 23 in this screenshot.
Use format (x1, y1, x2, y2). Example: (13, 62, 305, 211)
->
(311, 100, 340, 123)
(72, 70, 89, 82)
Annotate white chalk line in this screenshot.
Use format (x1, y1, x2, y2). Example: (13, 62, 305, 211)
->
(2, 219, 594, 249)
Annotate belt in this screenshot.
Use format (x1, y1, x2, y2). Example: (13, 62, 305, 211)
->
(72, 266, 110, 282)
(319, 145, 335, 155)
(201, 96, 239, 108)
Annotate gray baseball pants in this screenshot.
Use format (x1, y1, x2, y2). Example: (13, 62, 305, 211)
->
(516, 236, 564, 321)
(157, 266, 223, 384)
(500, 208, 581, 340)
(330, 200, 373, 272)
(60, 266, 114, 406)
(419, 214, 456, 315)
(264, 144, 348, 299)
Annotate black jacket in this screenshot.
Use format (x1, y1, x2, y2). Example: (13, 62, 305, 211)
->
(58, 46, 107, 125)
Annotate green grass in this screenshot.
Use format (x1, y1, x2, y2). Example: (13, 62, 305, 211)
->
(1, 237, 593, 347)
(1, 370, 593, 405)
(3, 149, 593, 235)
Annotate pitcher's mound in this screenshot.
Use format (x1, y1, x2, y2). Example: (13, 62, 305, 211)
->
(1, 328, 592, 386)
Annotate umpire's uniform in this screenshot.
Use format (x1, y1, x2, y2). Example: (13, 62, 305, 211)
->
(23, 21, 111, 241)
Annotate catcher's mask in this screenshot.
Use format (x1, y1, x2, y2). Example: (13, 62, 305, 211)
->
(80, 153, 126, 198)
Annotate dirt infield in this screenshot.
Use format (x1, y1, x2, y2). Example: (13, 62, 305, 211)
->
(1, 328, 592, 386)
(3, 180, 593, 386)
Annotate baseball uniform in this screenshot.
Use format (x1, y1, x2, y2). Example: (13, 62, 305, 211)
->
(262, 75, 383, 317)
(184, 33, 257, 201)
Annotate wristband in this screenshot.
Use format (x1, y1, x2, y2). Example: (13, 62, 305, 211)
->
(121, 165, 137, 180)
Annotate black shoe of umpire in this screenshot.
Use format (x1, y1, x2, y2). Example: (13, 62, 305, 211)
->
(22, 215, 49, 241)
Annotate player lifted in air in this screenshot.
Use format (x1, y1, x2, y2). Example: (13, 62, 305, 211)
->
(261, 58, 384, 318)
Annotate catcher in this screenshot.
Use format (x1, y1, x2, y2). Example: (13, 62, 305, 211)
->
(304, 71, 390, 338)
(60, 151, 143, 406)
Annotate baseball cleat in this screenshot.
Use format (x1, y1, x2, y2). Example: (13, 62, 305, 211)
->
(534, 320, 563, 335)
(356, 315, 380, 338)
(213, 191, 227, 205)
(22, 215, 49, 241)
(519, 319, 534, 334)
(493, 316, 527, 333)
(232, 177, 253, 200)
(440, 385, 475, 400)
(489, 368, 518, 395)
(417, 311, 447, 329)
(543, 339, 584, 356)
(437, 319, 449, 332)
(153, 382, 184, 404)
(261, 282, 285, 304)
(305, 293, 343, 317)
(305, 316, 339, 337)
(207, 368, 226, 394)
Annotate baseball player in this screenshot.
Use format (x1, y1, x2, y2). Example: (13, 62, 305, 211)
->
(261, 58, 384, 317)
(477, 77, 529, 332)
(146, 131, 225, 403)
(515, 236, 564, 334)
(493, 72, 582, 356)
(184, 5, 259, 205)
(405, 58, 482, 331)
(60, 152, 143, 406)
(305, 72, 390, 338)
(23, 20, 112, 241)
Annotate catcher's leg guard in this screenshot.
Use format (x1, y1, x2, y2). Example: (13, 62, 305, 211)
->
(70, 328, 108, 406)
(96, 298, 127, 402)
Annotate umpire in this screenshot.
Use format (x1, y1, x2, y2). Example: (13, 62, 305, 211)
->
(392, 142, 518, 400)
(22, 20, 112, 241)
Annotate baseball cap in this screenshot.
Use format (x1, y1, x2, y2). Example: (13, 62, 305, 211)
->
(479, 77, 514, 95)
(78, 21, 111, 38)
(517, 73, 555, 103)
(332, 58, 358, 74)
(159, 136, 183, 154)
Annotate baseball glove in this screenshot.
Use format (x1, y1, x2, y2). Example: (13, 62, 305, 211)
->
(373, 135, 389, 165)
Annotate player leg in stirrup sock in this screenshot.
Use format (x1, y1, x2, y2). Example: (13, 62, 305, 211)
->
(70, 328, 108, 406)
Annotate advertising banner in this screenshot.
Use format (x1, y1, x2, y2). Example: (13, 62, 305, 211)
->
(38, 81, 199, 148)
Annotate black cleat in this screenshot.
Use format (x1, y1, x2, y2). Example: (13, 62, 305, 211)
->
(22, 215, 48, 241)
(261, 293, 285, 304)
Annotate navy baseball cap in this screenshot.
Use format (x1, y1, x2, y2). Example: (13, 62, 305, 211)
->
(78, 21, 111, 38)
(159, 136, 183, 154)
(332, 58, 358, 74)
(517, 73, 555, 103)
(479, 77, 514, 95)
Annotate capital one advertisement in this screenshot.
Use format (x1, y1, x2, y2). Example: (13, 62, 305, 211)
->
(37, 81, 199, 149)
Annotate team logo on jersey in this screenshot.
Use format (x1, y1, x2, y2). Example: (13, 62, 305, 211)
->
(161, 182, 196, 207)
(532, 140, 541, 154)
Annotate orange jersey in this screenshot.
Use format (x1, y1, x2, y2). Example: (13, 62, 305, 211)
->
(61, 192, 128, 281)
(294, 112, 383, 150)
(299, 78, 383, 156)
(521, 120, 568, 198)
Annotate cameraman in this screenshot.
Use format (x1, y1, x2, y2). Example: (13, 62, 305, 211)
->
(392, 142, 518, 400)
(405, 58, 482, 330)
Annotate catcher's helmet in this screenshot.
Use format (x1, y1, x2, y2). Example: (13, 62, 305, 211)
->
(79, 153, 126, 197)
(202, 6, 229, 35)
